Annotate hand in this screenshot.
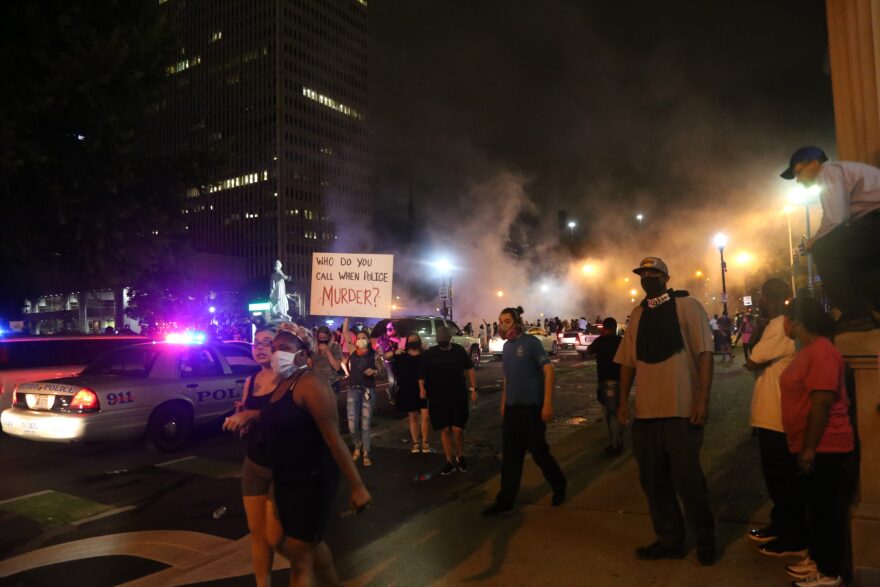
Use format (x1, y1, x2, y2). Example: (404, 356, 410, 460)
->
(797, 448, 816, 475)
(223, 412, 251, 432)
(350, 484, 372, 513)
(617, 403, 630, 427)
(541, 403, 553, 423)
(395, 349, 403, 355)
(690, 401, 709, 426)
(803, 236, 816, 253)
(364, 368, 377, 376)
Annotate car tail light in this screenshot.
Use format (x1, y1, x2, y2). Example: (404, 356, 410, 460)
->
(69, 388, 100, 413)
(12, 385, 26, 408)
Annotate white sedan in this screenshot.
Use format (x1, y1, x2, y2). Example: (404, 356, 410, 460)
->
(1, 341, 258, 451)
(488, 327, 559, 355)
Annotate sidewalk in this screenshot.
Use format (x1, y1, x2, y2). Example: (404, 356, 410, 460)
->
(333, 364, 792, 586)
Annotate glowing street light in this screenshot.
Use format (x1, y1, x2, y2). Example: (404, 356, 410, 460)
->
(713, 232, 729, 315)
(787, 185, 820, 292)
(581, 263, 596, 275)
(431, 257, 454, 320)
(567, 220, 577, 243)
(630, 289, 637, 296)
(733, 251, 754, 267)
(694, 270, 703, 278)
(635, 213, 644, 225)
(496, 290, 504, 298)
(540, 284, 550, 293)
(208, 306, 216, 314)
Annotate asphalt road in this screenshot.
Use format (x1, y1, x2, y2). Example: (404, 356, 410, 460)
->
(0, 351, 603, 586)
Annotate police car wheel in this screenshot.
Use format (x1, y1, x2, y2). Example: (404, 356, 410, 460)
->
(469, 346, 481, 368)
(551, 342, 559, 355)
(148, 404, 193, 452)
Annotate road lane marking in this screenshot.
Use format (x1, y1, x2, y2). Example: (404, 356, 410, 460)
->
(156, 456, 240, 478)
(154, 455, 196, 467)
(72, 505, 136, 526)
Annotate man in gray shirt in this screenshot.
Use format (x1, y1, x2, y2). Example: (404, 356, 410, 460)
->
(781, 146, 880, 332)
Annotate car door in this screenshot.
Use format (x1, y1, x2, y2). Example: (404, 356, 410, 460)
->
(177, 346, 241, 422)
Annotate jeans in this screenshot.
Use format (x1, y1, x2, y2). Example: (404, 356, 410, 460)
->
(801, 451, 858, 579)
(632, 418, 715, 548)
(598, 380, 623, 449)
(757, 428, 807, 546)
(346, 387, 377, 454)
(811, 211, 880, 320)
(496, 404, 566, 507)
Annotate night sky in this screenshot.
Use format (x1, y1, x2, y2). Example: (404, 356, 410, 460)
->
(369, 0, 833, 234)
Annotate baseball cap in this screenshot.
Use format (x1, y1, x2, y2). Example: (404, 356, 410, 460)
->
(436, 326, 452, 344)
(632, 257, 669, 276)
(780, 146, 828, 180)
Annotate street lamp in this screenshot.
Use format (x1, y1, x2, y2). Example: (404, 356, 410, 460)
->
(635, 213, 644, 225)
(431, 257, 454, 320)
(713, 232, 729, 315)
(567, 220, 576, 243)
(788, 185, 821, 293)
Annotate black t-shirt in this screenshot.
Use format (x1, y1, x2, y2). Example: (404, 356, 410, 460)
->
(588, 334, 623, 382)
(391, 351, 424, 394)
(420, 343, 472, 402)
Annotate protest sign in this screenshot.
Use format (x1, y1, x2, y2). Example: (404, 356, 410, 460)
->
(310, 253, 394, 318)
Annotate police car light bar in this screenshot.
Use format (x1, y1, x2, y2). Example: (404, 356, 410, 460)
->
(165, 331, 207, 344)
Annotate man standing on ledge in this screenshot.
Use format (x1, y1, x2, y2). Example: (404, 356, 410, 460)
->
(483, 306, 567, 517)
(616, 257, 717, 565)
(780, 146, 880, 332)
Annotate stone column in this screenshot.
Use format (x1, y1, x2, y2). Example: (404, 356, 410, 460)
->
(825, 2, 880, 584)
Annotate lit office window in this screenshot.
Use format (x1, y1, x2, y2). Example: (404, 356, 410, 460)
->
(211, 31, 223, 42)
(166, 55, 201, 75)
(302, 87, 363, 120)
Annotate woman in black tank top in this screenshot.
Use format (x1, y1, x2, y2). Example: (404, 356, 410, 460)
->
(222, 326, 281, 587)
(261, 328, 372, 584)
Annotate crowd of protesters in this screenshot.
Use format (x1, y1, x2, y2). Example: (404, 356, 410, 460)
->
(214, 146, 871, 587)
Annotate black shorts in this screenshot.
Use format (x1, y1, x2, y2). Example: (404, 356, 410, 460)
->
(428, 397, 469, 430)
(271, 458, 340, 544)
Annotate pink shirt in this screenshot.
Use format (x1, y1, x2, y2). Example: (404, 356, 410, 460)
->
(780, 337, 854, 454)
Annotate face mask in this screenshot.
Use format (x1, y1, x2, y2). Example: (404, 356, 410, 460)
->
(505, 327, 519, 341)
(406, 341, 421, 350)
(271, 350, 302, 378)
(640, 276, 666, 297)
(356, 339, 369, 349)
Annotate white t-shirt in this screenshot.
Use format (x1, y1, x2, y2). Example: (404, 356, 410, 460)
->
(748, 315, 796, 432)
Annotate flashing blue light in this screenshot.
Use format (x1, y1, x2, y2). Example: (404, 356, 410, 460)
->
(165, 331, 207, 344)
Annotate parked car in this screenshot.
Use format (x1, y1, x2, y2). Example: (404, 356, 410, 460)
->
(1, 340, 258, 451)
(0, 335, 149, 427)
(488, 327, 559, 356)
(370, 317, 482, 368)
(558, 330, 580, 349)
(574, 325, 604, 359)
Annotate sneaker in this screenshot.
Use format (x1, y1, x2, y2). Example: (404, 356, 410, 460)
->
(411, 443, 420, 454)
(787, 557, 818, 579)
(456, 456, 469, 472)
(794, 574, 842, 587)
(363, 455, 372, 467)
(421, 442, 431, 454)
(352, 446, 361, 461)
(440, 461, 457, 476)
(696, 540, 717, 566)
(747, 525, 779, 543)
(787, 558, 819, 579)
(482, 502, 514, 517)
(757, 538, 807, 558)
(551, 480, 567, 506)
(603, 444, 623, 456)
(635, 541, 685, 561)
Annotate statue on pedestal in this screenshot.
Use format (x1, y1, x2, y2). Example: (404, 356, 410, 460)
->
(269, 259, 292, 321)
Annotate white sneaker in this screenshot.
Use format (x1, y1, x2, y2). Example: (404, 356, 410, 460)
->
(352, 446, 361, 461)
(794, 574, 842, 587)
(411, 443, 421, 454)
(787, 557, 818, 579)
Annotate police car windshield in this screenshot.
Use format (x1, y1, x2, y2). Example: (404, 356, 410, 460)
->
(82, 347, 161, 378)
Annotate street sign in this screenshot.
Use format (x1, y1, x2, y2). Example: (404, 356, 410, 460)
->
(721, 293, 728, 304)
(439, 286, 448, 300)
(743, 295, 752, 307)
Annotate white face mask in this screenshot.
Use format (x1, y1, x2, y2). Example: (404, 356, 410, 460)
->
(356, 339, 369, 349)
(271, 350, 303, 377)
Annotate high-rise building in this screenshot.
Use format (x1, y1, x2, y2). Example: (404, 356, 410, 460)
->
(152, 0, 371, 315)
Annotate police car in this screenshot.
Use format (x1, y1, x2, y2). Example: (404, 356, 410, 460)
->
(0, 338, 258, 451)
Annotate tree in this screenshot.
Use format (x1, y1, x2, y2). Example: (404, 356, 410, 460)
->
(0, 1, 212, 317)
